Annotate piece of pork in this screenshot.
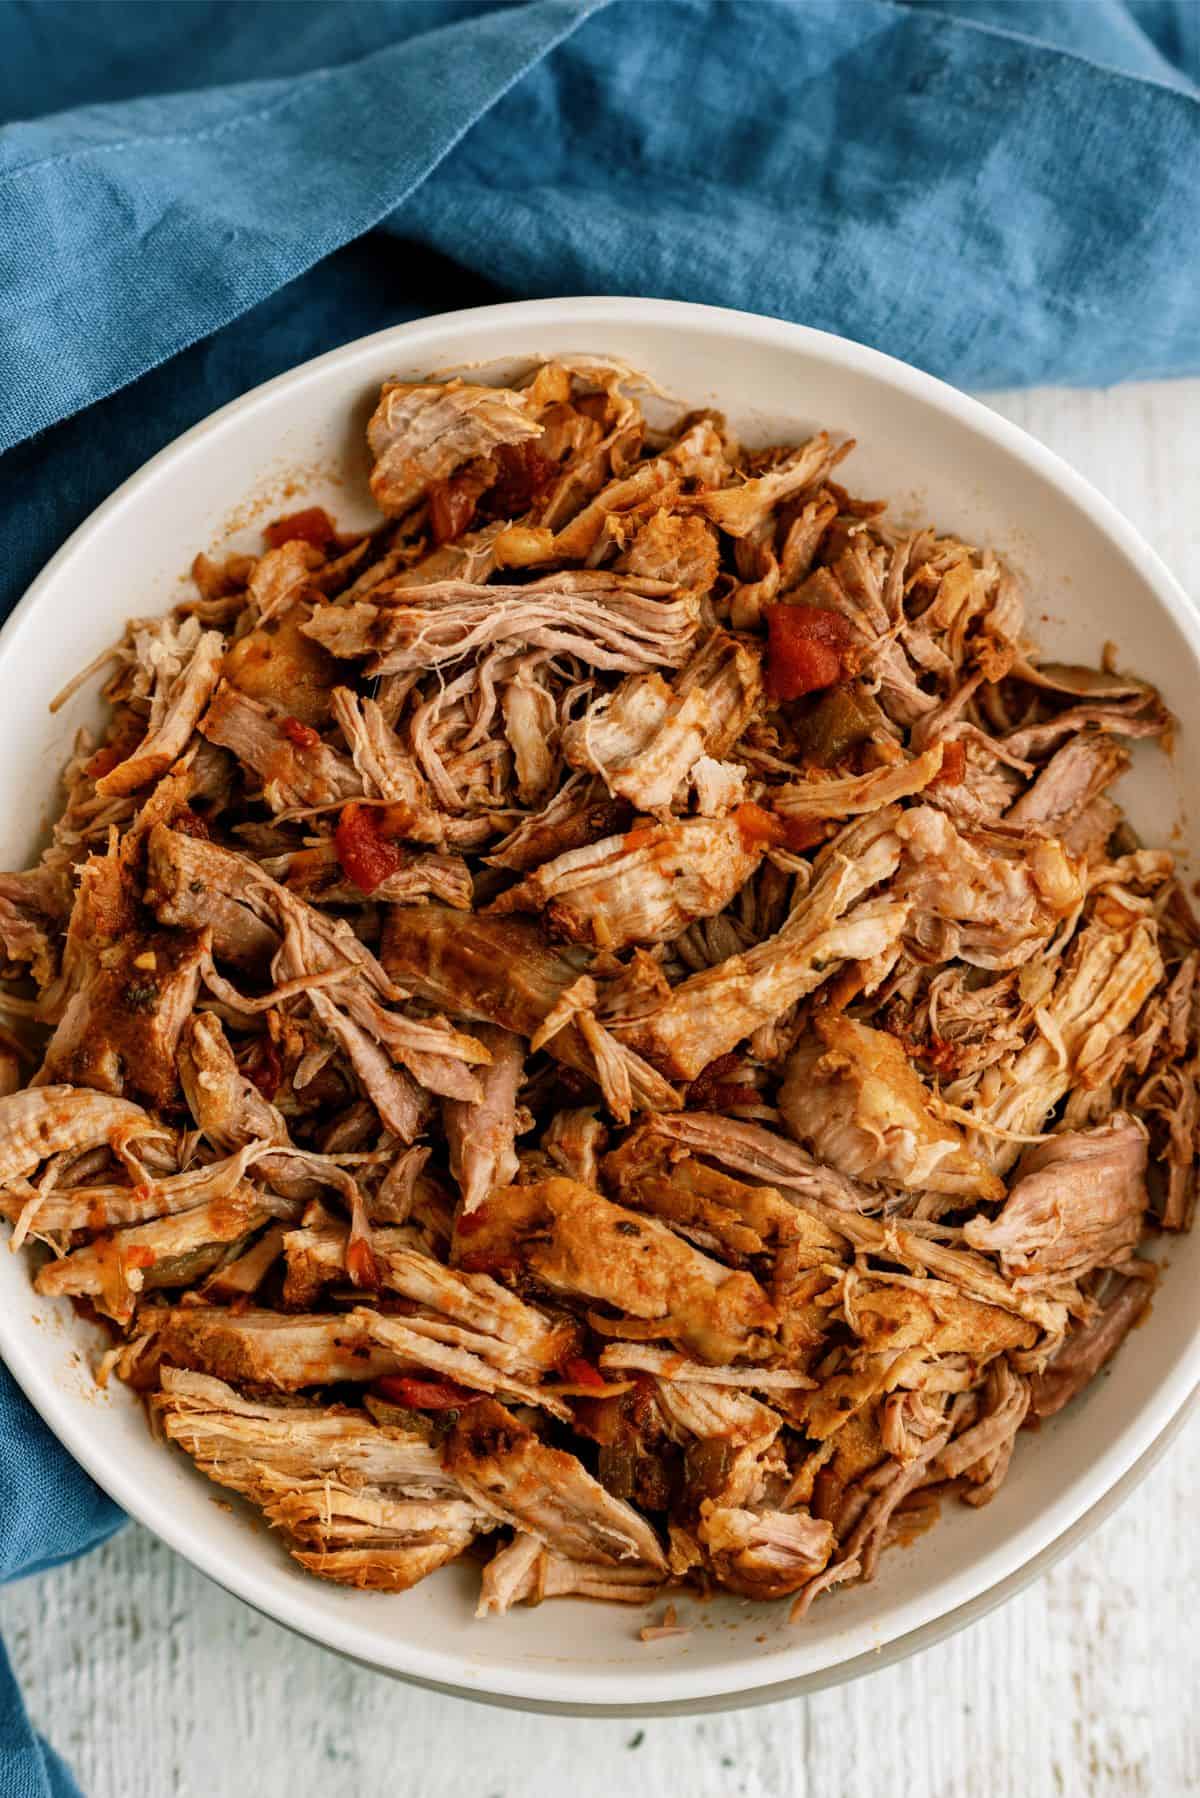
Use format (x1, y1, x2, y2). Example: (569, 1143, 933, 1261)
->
(144, 826, 280, 971)
(351, 1309, 568, 1418)
(500, 654, 559, 804)
(36, 1188, 297, 1323)
(894, 806, 1084, 970)
(560, 631, 761, 812)
(155, 1366, 458, 1492)
(443, 1025, 525, 1214)
(37, 924, 207, 1109)
(302, 572, 699, 678)
(1005, 733, 1130, 830)
(2, 1140, 270, 1236)
(0, 1086, 166, 1189)
(328, 687, 445, 843)
(94, 628, 224, 798)
(453, 1175, 777, 1363)
(964, 1117, 1147, 1286)
(381, 908, 673, 1116)
(366, 378, 539, 517)
(615, 812, 909, 1079)
(1029, 1275, 1153, 1417)
(149, 1306, 405, 1389)
(486, 777, 631, 873)
(155, 1367, 480, 1590)
(476, 1533, 664, 1615)
(542, 1108, 607, 1187)
(696, 1504, 834, 1599)
(443, 1398, 668, 1570)
(969, 912, 1164, 1171)
(0, 863, 72, 989)
(774, 745, 946, 822)
(780, 1012, 1004, 1201)
(306, 987, 426, 1141)
(490, 815, 763, 952)
(201, 681, 361, 811)
(618, 509, 720, 593)
(221, 597, 338, 728)
(644, 1112, 1068, 1333)
(694, 434, 847, 538)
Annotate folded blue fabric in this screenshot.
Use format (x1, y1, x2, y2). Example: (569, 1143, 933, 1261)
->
(0, 2, 1197, 1789)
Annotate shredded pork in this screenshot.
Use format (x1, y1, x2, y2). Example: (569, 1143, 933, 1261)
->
(1, 357, 1190, 1625)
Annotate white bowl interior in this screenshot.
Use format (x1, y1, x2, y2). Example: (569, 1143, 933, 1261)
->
(2, 299, 1197, 1709)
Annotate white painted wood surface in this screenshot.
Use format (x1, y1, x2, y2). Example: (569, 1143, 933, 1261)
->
(3, 375, 1199, 1798)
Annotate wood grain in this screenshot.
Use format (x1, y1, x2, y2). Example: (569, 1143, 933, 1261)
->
(4, 376, 1199, 1798)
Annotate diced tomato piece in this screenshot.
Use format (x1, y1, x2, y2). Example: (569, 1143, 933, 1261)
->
(477, 442, 557, 521)
(780, 816, 827, 853)
(930, 740, 967, 786)
(280, 715, 321, 751)
(733, 802, 787, 850)
(429, 477, 479, 546)
(346, 1237, 381, 1291)
(561, 1356, 606, 1390)
(374, 1374, 481, 1411)
(334, 803, 407, 895)
(766, 604, 852, 700)
(263, 507, 336, 550)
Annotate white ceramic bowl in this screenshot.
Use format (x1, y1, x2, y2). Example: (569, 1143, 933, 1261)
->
(2, 299, 1197, 1714)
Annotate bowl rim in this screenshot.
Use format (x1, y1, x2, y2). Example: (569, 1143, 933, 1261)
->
(3, 294, 1198, 1710)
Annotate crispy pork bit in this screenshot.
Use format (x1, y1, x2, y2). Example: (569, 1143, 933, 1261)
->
(780, 1013, 1004, 1201)
(453, 1176, 777, 1364)
(3, 357, 1191, 1624)
(444, 1398, 668, 1570)
(37, 924, 206, 1109)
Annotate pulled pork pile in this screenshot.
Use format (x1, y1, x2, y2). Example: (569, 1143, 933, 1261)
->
(2, 358, 1194, 1621)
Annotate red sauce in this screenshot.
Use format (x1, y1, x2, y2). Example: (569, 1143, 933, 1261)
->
(263, 507, 336, 550)
(280, 716, 321, 751)
(734, 802, 787, 850)
(930, 740, 967, 786)
(245, 1040, 282, 1101)
(734, 803, 825, 856)
(429, 477, 479, 546)
(374, 1374, 481, 1411)
(346, 1237, 381, 1290)
(766, 605, 852, 699)
(334, 803, 407, 895)
(476, 442, 557, 521)
(561, 1355, 605, 1389)
(779, 816, 828, 853)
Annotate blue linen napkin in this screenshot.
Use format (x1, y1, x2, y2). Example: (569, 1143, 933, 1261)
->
(0, 2, 1197, 1788)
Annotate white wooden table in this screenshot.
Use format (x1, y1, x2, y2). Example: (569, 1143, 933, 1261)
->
(4, 377, 1199, 1798)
